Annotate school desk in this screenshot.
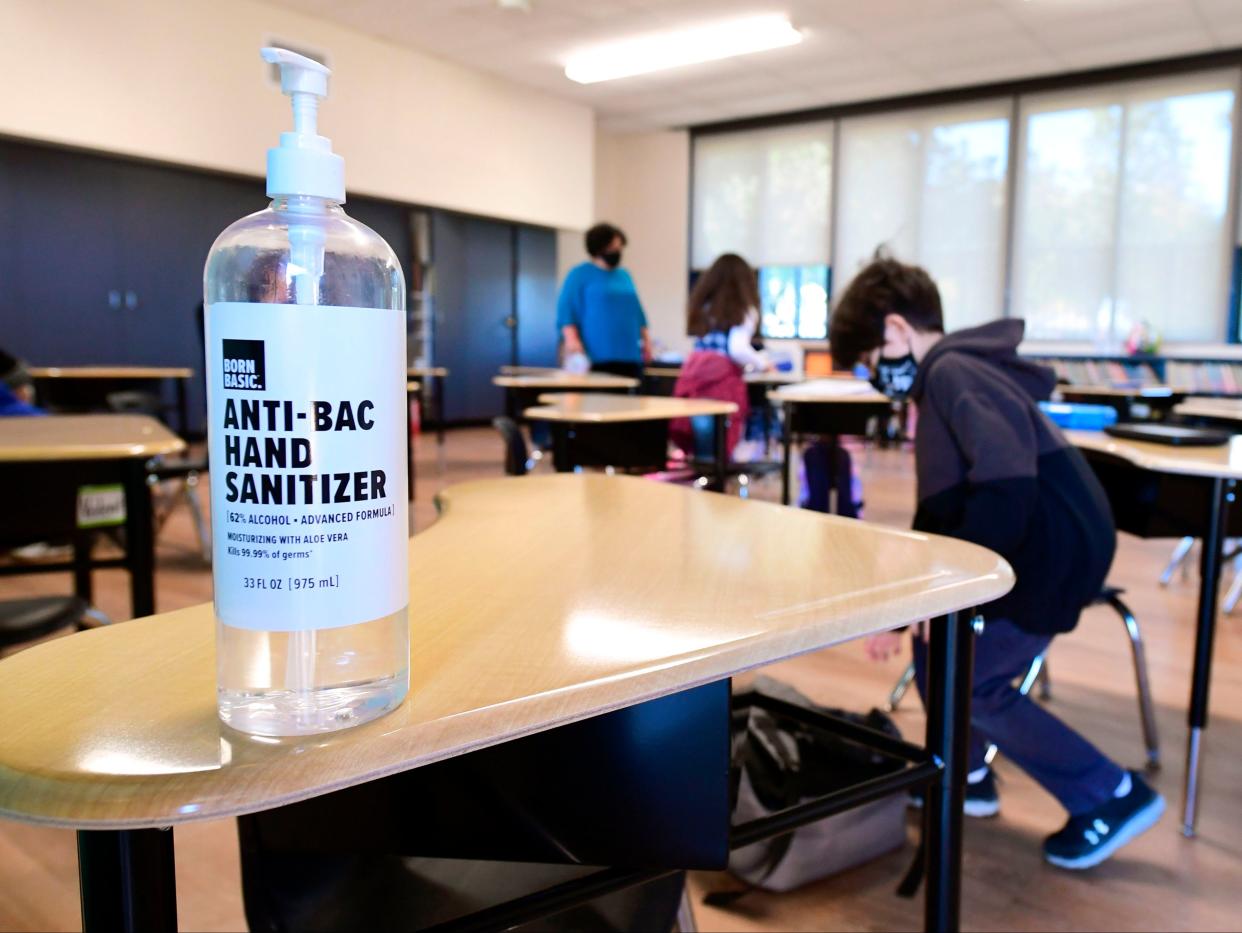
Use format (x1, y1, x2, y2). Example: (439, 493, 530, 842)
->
(493, 370, 640, 424)
(1173, 396, 1242, 427)
(30, 366, 194, 435)
(0, 414, 184, 617)
(408, 366, 448, 449)
(0, 474, 1013, 933)
(767, 381, 894, 507)
(1068, 429, 1242, 837)
(524, 393, 736, 489)
(1059, 385, 1187, 422)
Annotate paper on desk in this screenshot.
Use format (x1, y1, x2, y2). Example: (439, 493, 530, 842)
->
(776, 378, 878, 397)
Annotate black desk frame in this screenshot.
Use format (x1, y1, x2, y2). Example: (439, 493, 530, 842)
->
(34, 376, 191, 438)
(545, 414, 729, 493)
(1080, 449, 1235, 837)
(779, 398, 894, 507)
(74, 611, 977, 933)
(0, 457, 157, 618)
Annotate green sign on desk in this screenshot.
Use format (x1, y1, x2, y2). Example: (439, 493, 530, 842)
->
(77, 484, 126, 528)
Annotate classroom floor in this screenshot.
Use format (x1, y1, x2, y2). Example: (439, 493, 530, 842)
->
(1, 428, 1240, 932)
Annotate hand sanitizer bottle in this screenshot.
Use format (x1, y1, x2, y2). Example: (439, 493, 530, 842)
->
(205, 48, 409, 736)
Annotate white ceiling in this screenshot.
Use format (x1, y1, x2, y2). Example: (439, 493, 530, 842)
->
(267, 0, 1242, 133)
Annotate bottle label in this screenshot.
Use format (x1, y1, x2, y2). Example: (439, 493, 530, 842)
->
(206, 302, 408, 632)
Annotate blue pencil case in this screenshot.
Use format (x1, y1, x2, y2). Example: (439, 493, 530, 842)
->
(1039, 401, 1118, 430)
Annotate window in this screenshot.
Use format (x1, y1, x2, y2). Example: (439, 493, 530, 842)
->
(1013, 73, 1237, 344)
(759, 265, 829, 339)
(691, 121, 833, 338)
(833, 101, 1011, 331)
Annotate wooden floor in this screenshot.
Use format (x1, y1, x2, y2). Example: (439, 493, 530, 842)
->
(1, 428, 1241, 932)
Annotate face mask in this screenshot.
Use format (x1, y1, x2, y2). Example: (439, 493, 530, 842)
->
(601, 250, 622, 269)
(870, 352, 918, 400)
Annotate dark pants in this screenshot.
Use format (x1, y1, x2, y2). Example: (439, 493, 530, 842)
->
(913, 617, 1123, 816)
(591, 361, 643, 380)
(801, 440, 859, 518)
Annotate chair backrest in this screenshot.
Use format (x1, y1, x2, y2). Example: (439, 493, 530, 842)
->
(491, 416, 529, 476)
(105, 390, 162, 417)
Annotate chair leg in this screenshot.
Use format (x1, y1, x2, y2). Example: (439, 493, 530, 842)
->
(1160, 537, 1195, 586)
(1036, 656, 1052, 700)
(887, 661, 916, 712)
(1102, 592, 1161, 770)
(184, 478, 212, 563)
(675, 886, 698, 933)
(1224, 556, 1242, 614)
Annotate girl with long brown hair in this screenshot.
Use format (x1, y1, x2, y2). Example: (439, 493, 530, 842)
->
(686, 253, 769, 371)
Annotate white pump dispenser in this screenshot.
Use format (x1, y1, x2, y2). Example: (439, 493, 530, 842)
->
(260, 48, 345, 203)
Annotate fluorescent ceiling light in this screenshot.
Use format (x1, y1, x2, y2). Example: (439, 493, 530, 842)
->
(564, 14, 803, 85)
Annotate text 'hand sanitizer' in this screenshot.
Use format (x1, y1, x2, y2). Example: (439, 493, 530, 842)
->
(204, 48, 409, 736)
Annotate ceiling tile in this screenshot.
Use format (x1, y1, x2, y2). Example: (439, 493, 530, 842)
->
(263, 0, 1236, 132)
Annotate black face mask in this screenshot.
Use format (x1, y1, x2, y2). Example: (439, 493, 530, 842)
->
(601, 250, 622, 269)
(870, 353, 918, 400)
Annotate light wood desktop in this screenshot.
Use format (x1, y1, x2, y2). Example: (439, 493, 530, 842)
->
(0, 473, 1009, 828)
(493, 372, 639, 391)
(525, 392, 736, 423)
(29, 366, 193, 380)
(1067, 428, 1239, 837)
(1067, 428, 1242, 481)
(0, 473, 1009, 932)
(407, 366, 448, 379)
(0, 415, 184, 619)
(0, 414, 184, 462)
(1174, 396, 1242, 425)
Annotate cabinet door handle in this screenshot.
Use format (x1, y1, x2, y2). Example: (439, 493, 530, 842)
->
(124, 290, 139, 310)
(108, 290, 122, 310)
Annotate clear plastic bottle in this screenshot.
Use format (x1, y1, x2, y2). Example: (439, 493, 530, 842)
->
(204, 49, 408, 736)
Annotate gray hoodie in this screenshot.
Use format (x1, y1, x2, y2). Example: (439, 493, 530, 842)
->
(909, 319, 1115, 634)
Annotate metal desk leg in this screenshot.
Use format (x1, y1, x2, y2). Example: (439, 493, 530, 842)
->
(435, 376, 447, 458)
(924, 611, 974, 933)
(78, 828, 178, 933)
(123, 459, 156, 618)
(1183, 476, 1232, 836)
(406, 388, 417, 503)
(551, 424, 573, 473)
(72, 530, 94, 604)
(781, 409, 794, 507)
(174, 379, 189, 437)
(713, 414, 727, 493)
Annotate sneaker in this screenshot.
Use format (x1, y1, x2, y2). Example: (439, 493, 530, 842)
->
(1043, 771, 1165, 870)
(907, 767, 999, 818)
(964, 768, 1000, 818)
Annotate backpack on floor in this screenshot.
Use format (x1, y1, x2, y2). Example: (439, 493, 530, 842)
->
(710, 677, 909, 902)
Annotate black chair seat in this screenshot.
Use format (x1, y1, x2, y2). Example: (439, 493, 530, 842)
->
(0, 596, 87, 648)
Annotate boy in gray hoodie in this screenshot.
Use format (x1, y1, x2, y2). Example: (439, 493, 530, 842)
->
(829, 257, 1163, 870)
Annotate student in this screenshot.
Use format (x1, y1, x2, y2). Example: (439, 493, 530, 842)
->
(557, 223, 650, 379)
(669, 254, 767, 457)
(0, 349, 44, 416)
(828, 256, 1163, 871)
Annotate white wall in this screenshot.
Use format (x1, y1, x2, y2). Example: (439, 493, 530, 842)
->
(0, 0, 594, 230)
(593, 127, 692, 357)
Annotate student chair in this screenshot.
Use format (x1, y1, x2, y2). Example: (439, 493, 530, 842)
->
(491, 416, 532, 476)
(106, 391, 211, 561)
(885, 587, 1160, 770)
(0, 596, 110, 652)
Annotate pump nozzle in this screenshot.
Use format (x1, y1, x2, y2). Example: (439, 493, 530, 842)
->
(261, 46, 345, 203)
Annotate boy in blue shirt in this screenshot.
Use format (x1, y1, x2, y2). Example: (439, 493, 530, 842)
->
(557, 223, 650, 378)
